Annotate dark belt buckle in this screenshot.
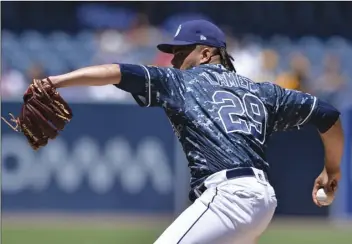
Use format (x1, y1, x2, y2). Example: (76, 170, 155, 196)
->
(251, 168, 268, 185)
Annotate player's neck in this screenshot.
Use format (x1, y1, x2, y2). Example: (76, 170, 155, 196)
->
(209, 55, 222, 66)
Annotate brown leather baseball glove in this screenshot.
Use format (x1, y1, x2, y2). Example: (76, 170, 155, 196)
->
(2, 78, 73, 150)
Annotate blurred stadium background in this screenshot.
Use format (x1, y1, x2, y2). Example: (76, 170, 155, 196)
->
(1, 2, 352, 244)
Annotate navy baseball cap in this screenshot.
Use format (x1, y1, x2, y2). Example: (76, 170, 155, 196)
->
(157, 19, 226, 54)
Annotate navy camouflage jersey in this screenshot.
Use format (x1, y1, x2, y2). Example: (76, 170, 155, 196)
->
(120, 64, 317, 189)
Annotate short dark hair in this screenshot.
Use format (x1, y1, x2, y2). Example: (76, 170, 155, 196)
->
(219, 47, 236, 72)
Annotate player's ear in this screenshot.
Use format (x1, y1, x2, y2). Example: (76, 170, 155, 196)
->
(199, 46, 212, 64)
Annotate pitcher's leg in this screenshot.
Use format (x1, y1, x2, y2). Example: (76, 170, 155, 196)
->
(153, 198, 213, 244)
(154, 179, 277, 244)
(154, 188, 238, 244)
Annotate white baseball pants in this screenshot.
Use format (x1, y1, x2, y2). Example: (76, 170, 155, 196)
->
(154, 168, 277, 244)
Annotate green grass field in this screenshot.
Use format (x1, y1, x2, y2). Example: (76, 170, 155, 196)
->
(2, 217, 352, 244)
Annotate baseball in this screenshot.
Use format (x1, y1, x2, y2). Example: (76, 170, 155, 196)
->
(316, 188, 334, 206)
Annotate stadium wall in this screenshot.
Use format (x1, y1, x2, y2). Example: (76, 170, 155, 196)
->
(3, 101, 350, 218)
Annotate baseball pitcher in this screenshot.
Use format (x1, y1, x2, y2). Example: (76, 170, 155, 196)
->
(3, 20, 344, 244)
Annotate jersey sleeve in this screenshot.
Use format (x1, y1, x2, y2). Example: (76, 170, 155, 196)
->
(271, 84, 318, 132)
(115, 64, 186, 107)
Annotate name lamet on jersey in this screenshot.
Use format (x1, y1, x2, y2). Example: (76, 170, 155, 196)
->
(198, 71, 258, 93)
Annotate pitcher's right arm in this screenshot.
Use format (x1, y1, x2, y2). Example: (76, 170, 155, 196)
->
(270, 84, 343, 172)
(264, 83, 343, 206)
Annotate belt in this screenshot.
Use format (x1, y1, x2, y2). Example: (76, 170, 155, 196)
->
(189, 167, 269, 202)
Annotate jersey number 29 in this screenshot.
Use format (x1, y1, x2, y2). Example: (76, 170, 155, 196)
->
(212, 91, 267, 144)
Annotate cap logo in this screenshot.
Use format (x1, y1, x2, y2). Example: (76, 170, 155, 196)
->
(200, 35, 207, 40)
(175, 25, 182, 37)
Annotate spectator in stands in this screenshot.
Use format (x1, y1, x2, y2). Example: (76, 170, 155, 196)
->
(93, 29, 130, 64)
(254, 49, 281, 83)
(26, 63, 46, 80)
(122, 13, 162, 65)
(228, 36, 261, 80)
(275, 72, 300, 90)
(125, 13, 163, 48)
(153, 51, 173, 67)
(1, 62, 27, 99)
(314, 53, 347, 107)
(275, 52, 311, 92)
